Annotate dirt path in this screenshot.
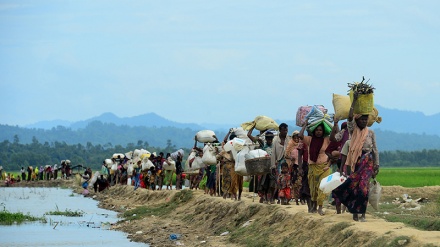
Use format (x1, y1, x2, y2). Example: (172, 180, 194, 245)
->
(5, 179, 440, 247)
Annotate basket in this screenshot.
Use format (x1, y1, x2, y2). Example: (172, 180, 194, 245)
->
(245, 157, 271, 175)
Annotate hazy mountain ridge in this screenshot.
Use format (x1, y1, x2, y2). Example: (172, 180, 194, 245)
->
(24, 105, 440, 136)
(1, 105, 439, 151)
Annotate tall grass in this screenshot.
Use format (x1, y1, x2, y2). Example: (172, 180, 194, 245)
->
(0, 204, 45, 225)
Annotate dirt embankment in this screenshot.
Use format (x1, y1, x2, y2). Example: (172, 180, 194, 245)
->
(6, 179, 440, 247)
(91, 185, 440, 247)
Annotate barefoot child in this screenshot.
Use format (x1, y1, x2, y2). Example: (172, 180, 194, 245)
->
(277, 162, 292, 205)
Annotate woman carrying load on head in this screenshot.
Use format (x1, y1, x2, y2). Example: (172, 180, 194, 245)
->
(247, 126, 275, 204)
(217, 129, 240, 200)
(205, 140, 220, 196)
(332, 92, 379, 222)
(299, 121, 331, 215)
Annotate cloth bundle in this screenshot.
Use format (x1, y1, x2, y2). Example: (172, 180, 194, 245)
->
(196, 130, 216, 143)
(305, 105, 334, 136)
(296, 105, 327, 127)
(241, 116, 279, 131)
(171, 149, 184, 161)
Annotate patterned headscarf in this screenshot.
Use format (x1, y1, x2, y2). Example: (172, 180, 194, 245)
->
(346, 115, 369, 170)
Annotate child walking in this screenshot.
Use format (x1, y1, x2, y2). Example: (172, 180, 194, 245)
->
(278, 162, 292, 205)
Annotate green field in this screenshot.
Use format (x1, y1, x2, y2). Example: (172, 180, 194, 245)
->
(376, 167, 440, 187)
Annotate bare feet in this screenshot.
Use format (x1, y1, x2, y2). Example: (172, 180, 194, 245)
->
(359, 214, 366, 222)
(318, 206, 325, 216)
(353, 214, 359, 221)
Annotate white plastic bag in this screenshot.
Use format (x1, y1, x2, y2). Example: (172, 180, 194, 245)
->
(105, 159, 113, 166)
(171, 149, 184, 161)
(184, 150, 197, 171)
(246, 149, 268, 159)
(202, 143, 217, 165)
(127, 163, 134, 175)
(196, 130, 216, 143)
(111, 163, 117, 171)
(90, 171, 100, 186)
(191, 156, 205, 170)
(235, 146, 250, 176)
(233, 138, 246, 151)
(141, 158, 154, 171)
(232, 127, 248, 139)
(112, 153, 125, 159)
(369, 179, 382, 210)
(163, 157, 176, 171)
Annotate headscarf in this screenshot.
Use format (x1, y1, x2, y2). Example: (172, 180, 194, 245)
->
(286, 132, 301, 164)
(346, 114, 369, 170)
(309, 136, 324, 163)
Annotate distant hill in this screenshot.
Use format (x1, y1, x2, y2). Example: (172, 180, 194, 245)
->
(26, 112, 204, 131)
(2, 122, 440, 152)
(1, 106, 438, 151)
(370, 106, 440, 135)
(24, 106, 440, 136)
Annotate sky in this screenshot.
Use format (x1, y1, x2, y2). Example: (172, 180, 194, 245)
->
(1, 1, 439, 127)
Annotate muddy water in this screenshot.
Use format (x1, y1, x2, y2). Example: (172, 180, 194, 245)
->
(0, 187, 148, 247)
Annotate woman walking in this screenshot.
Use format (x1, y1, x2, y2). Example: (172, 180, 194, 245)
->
(333, 92, 380, 222)
(299, 122, 331, 215)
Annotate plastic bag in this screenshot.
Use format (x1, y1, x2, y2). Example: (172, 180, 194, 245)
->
(368, 178, 382, 210)
(163, 157, 176, 171)
(246, 149, 268, 159)
(235, 146, 250, 176)
(191, 156, 205, 170)
(90, 171, 100, 186)
(185, 150, 197, 169)
(201, 144, 217, 165)
(232, 127, 248, 139)
(141, 158, 155, 171)
(171, 149, 184, 161)
(196, 130, 216, 143)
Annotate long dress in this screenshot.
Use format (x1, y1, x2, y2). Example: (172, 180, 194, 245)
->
(333, 152, 374, 214)
(206, 164, 217, 191)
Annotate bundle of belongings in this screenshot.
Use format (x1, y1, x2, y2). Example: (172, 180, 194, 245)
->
(332, 78, 382, 126)
(241, 115, 279, 131)
(302, 105, 334, 136)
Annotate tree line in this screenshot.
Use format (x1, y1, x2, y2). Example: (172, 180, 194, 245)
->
(3, 121, 440, 151)
(0, 135, 190, 172)
(1, 135, 439, 172)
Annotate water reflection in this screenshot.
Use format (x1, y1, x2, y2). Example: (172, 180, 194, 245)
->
(0, 187, 148, 247)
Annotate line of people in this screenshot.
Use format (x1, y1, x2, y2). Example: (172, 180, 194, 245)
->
(185, 93, 379, 222)
(97, 151, 185, 192)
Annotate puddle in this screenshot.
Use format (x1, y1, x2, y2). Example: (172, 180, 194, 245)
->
(0, 187, 148, 247)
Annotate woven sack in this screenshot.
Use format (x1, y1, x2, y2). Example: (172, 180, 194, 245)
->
(349, 90, 374, 115)
(332, 94, 351, 120)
